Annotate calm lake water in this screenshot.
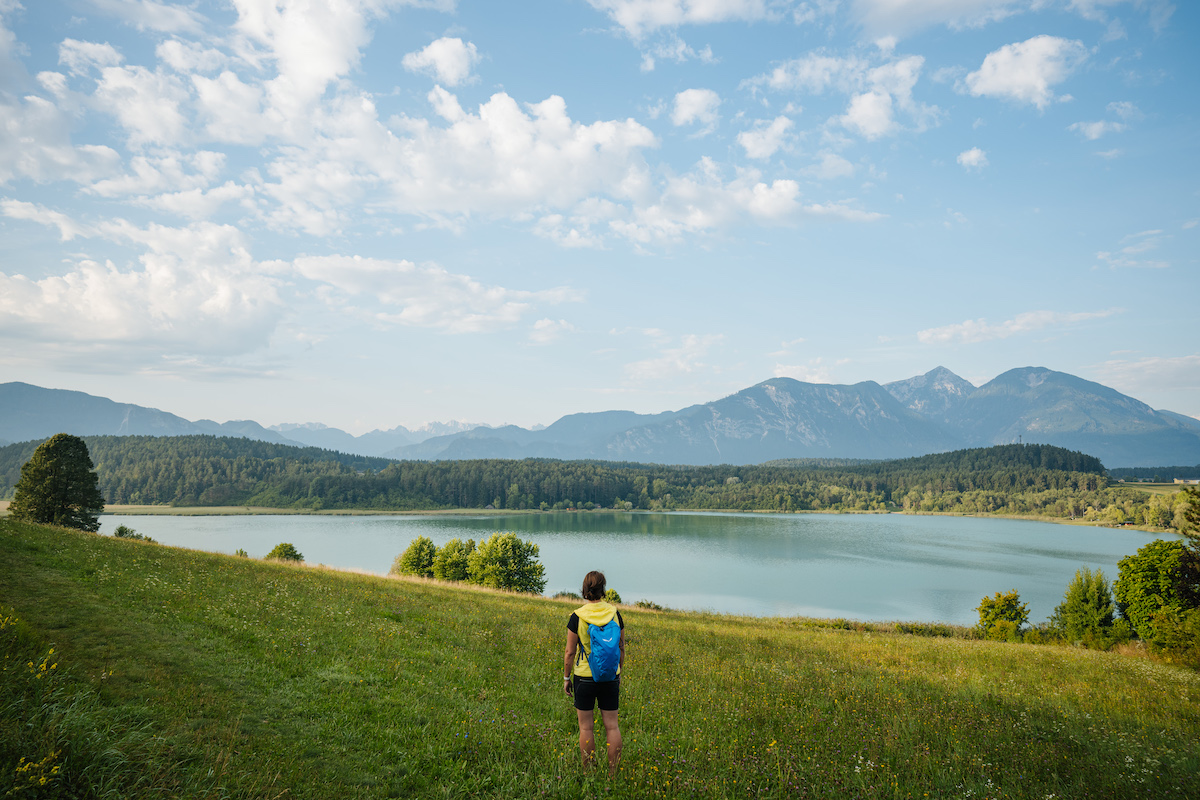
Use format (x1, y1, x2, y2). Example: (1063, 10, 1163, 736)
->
(98, 511, 1176, 627)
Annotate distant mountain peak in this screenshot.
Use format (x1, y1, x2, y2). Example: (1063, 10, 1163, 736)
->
(884, 366, 975, 418)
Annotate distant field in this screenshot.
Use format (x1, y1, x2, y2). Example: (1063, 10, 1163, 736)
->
(2, 518, 1197, 799)
(1116, 483, 1189, 496)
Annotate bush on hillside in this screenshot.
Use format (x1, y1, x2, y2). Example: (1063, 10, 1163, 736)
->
(467, 532, 546, 594)
(1050, 566, 1117, 646)
(604, 588, 622, 605)
(1114, 539, 1187, 647)
(391, 536, 436, 578)
(431, 538, 475, 582)
(266, 542, 304, 562)
(112, 525, 156, 543)
(976, 590, 1029, 642)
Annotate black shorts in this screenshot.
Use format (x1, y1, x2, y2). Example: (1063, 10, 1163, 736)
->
(573, 675, 619, 712)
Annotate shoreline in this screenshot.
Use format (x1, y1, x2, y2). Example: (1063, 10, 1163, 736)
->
(0, 500, 1177, 536)
(82, 502, 1177, 535)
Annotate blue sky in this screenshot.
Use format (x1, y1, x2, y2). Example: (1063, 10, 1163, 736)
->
(0, 0, 1196, 434)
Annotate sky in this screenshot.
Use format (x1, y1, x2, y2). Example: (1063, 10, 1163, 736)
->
(0, 0, 1196, 435)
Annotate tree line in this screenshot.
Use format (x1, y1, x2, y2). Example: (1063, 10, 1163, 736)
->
(0, 435, 1189, 531)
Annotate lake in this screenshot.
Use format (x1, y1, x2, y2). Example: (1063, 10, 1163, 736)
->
(98, 511, 1176, 627)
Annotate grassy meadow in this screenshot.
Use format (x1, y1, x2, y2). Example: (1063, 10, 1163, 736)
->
(2, 518, 1198, 799)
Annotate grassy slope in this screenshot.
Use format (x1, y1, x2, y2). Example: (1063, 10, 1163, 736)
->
(1, 519, 1198, 799)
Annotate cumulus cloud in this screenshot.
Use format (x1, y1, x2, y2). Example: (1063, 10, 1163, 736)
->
(402, 37, 481, 86)
(291, 255, 581, 334)
(671, 88, 721, 130)
(1069, 120, 1125, 140)
(587, 0, 781, 38)
(965, 35, 1088, 110)
(737, 116, 793, 159)
(917, 308, 1120, 344)
(746, 51, 934, 140)
(624, 333, 723, 382)
(957, 147, 988, 169)
(0, 214, 283, 359)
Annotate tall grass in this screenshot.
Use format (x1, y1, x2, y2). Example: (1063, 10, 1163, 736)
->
(1, 517, 1197, 798)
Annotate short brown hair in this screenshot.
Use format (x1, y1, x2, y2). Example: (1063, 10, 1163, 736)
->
(581, 570, 606, 601)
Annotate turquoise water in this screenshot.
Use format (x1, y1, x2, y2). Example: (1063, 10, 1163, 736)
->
(98, 511, 1175, 626)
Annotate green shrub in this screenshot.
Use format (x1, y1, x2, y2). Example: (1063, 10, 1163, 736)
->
(466, 532, 545, 594)
(604, 588, 622, 604)
(265, 542, 304, 562)
(976, 589, 1029, 640)
(635, 599, 664, 611)
(1050, 566, 1115, 645)
(431, 538, 475, 582)
(391, 536, 436, 578)
(234, 548, 248, 558)
(112, 524, 156, 543)
(553, 591, 583, 600)
(1114, 539, 1187, 646)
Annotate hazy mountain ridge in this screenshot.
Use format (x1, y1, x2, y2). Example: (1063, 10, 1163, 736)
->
(3, 366, 1199, 467)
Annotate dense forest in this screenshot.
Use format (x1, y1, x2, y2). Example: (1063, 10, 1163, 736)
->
(0, 436, 1191, 532)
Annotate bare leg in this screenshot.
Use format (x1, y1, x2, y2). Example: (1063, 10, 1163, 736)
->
(576, 709, 596, 768)
(600, 708, 622, 777)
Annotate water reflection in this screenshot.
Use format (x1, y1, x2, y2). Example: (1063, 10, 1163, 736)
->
(99, 511, 1175, 626)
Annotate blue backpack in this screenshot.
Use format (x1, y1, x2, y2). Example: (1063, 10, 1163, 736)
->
(584, 617, 622, 682)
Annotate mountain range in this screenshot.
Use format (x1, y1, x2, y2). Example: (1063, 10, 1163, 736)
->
(2, 367, 1198, 468)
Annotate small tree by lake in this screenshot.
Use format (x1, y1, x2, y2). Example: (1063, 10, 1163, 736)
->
(1050, 567, 1117, 645)
(976, 589, 1029, 642)
(266, 542, 304, 562)
(392, 536, 436, 578)
(467, 532, 546, 594)
(431, 538, 475, 582)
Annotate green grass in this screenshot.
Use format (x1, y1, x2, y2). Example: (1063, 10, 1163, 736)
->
(2, 518, 1198, 799)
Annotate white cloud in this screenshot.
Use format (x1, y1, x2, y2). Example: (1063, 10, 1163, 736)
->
(625, 333, 723, 382)
(805, 152, 855, 180)
(192, 70, 269, 145)
(58, 38, 124, 75)
(671, 88, 721, 130)
(157, 38, 227, 73)
(291, 255, 581, 334)
(1093, 354, 1200, 394)
(774, 357, 834, 383)
(965, 35, 1088, 110)
(737, 116, 793, 159)
(587, 0, 780, 38)
(91, 0, 208, 34)
(530, 318, 577, 344)
(1069, 120, 1125, 140)
(94, 64, 191, 148)
(917, 308, 1119, 344)
(402, 37, 481, 86)
(0, 94, 121, 185)
(1, 199, 90, 240)
(638, 33, 715, 71)
(1107, 100, 1141, 120)
(841, 90, 894, 139)
(746, 51, 868, 94)
(956, 146, 988, 169)
(747, 51, 934, 140)
(850, 0, 1029, 36)
(1096, 229, 1170, 268)
(0, 216, 283, 360)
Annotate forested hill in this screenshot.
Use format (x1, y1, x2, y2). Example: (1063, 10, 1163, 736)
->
(4, 435, 1179, 528)
(0, 435, 395, 506)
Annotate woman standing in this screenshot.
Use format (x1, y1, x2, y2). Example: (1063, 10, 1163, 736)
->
(563, 570, 625, 775)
